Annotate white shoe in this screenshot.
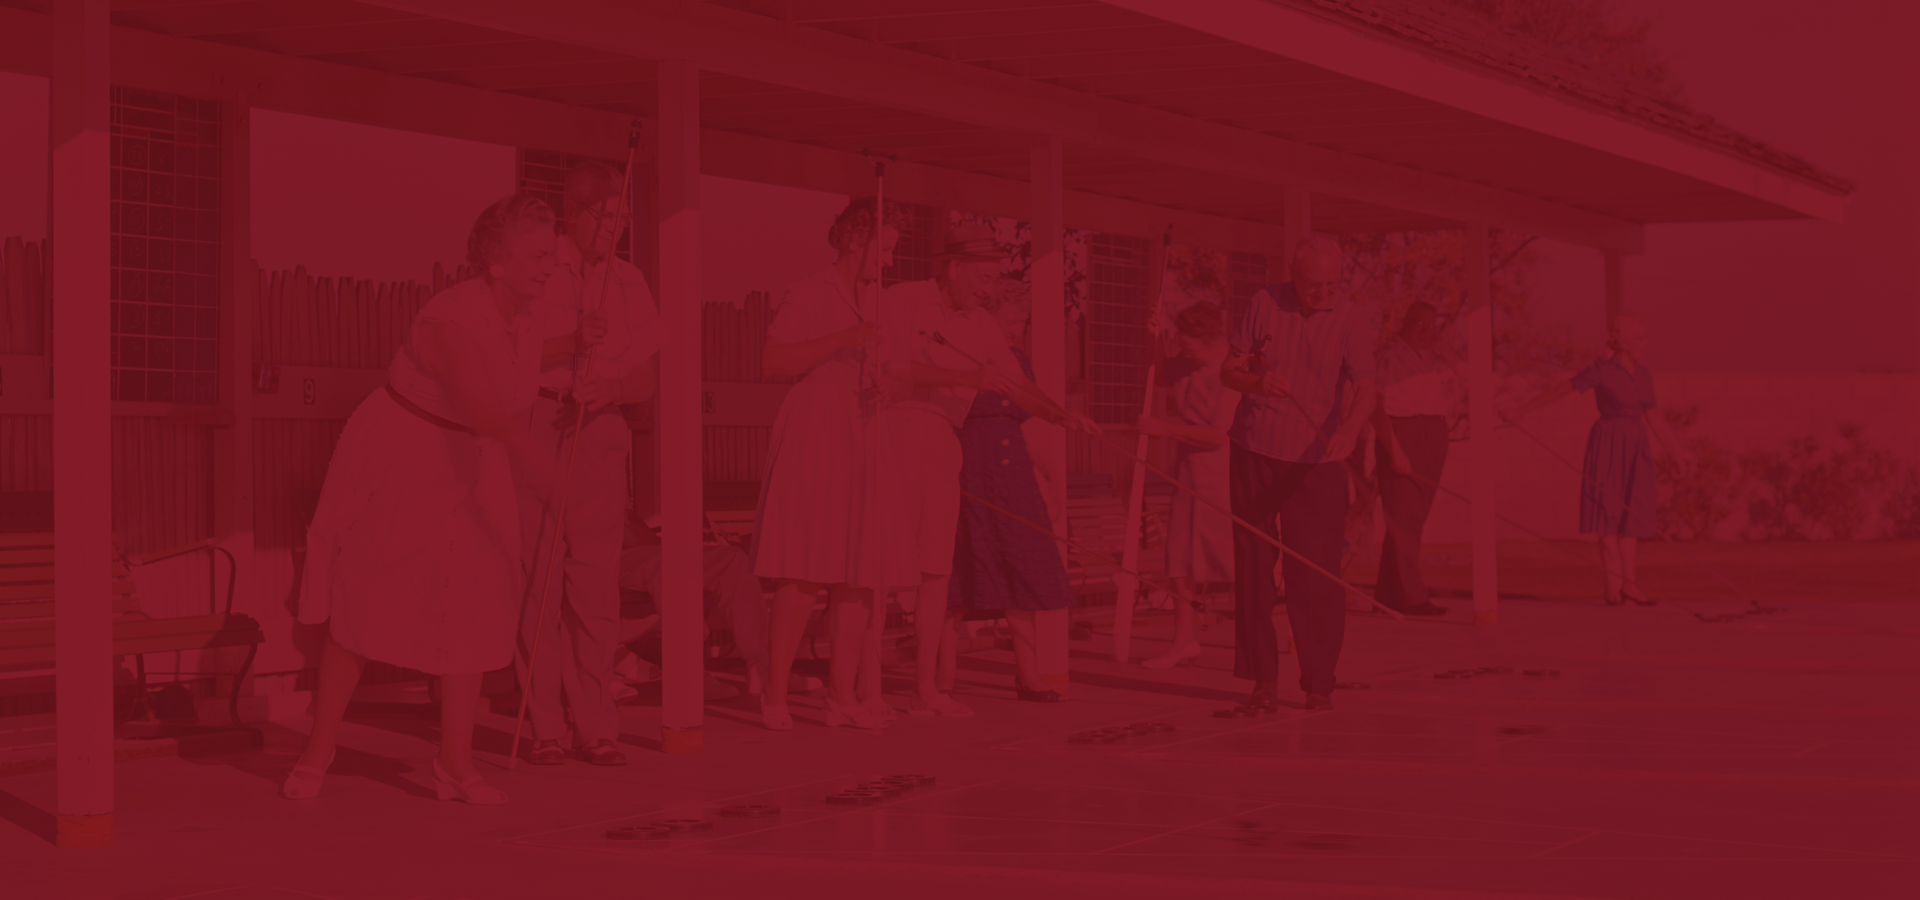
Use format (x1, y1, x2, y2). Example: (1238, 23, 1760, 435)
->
(863, 696, 899, 721)
(1140, 642, 1202, 669)
(824, 696, 886, 729)
(431, 759, 507, 805)
(761, 700, 793, 731)
(281, 748, 335, 800)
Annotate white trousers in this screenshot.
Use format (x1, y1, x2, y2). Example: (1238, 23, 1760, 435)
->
(516, 398, 632, 745)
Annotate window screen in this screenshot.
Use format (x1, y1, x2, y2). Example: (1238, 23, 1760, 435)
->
(1227, 250, 1270, 335)
(1082, 234, 1151, 424)
(110, 87, 222, 404)
(881, 202, 938, 287)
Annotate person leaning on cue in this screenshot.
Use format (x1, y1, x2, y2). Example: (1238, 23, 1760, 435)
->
(751, 197, 916, 732)
(515, 160, 661, 768)
(1503, 314, 1689, 606)
(284, 195, 568, 804)
(879, 226, 1101, 716)
(1369, 301, 1459, 617)
(1132, 301, 1241, 669)
(1218, 237, 1378, 713)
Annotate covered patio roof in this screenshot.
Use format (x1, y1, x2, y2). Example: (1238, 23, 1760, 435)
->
(1, 0, 1852, 251)
(6, 0, 1854, 848)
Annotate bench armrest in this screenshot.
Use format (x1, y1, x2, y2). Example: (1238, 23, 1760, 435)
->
(126, 538, 238, 616)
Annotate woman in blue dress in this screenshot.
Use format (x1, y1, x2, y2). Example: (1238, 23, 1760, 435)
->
(1505, 315, 1687, 605)
(946, 284, 1077, 703)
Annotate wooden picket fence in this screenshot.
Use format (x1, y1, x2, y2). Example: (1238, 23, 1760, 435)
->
(254, 261, 480, 370)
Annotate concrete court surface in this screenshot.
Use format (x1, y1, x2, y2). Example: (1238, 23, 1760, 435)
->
(2, 597, 1915, 900)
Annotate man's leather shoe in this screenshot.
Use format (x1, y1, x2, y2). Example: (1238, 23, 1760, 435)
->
(1303, 694, 1334, 710)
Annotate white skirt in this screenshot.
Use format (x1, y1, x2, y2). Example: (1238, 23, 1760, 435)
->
(298, 388, 525, 675)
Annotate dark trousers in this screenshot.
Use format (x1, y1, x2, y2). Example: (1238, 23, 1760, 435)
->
(1376, 415, 1449, 610)
(1229, 445, 1348, 695)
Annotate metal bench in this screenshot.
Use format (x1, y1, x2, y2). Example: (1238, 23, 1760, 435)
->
(0, 531, 266, 728)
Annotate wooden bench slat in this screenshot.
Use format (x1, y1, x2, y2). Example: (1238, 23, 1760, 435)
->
(0, 563, 132, 583)
(0, 595, 143, 620)
(0, 579, 136, 602)
(0, 532, 54, 550)
(0, 614, 263, 667)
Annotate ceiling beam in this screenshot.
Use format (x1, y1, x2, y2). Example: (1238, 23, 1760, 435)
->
(0, 4, 1281, 253)
(358, 0, 1645, 250)
(1104, 0, 1846, 223)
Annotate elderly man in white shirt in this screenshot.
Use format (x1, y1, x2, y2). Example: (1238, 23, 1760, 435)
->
(878, 224, 1098, 718)
(516, 160, 661, 767)
(1370, 302, 1459, 617)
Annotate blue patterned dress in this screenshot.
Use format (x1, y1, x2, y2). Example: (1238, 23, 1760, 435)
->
(947, 349, 1075, 611)
(1572, 356, 1659, 539)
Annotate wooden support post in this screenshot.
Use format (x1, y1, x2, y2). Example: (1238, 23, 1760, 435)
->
(655, 60, 703, 752)
(630, 157, 660, 520)
(1466, 225, 1498, 626)
(50, 0, 113, 849)
(1602, 249, 1624, 327)
(1270, 185, 1311, 277)
(213, 86, 254, 695)
(1029, 135, 1069, 689)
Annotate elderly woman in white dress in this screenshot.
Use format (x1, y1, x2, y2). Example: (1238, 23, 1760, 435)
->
(752, 197, 915, 731)
(283, 195, 590, 804)
(1133, 302, 1240, 668)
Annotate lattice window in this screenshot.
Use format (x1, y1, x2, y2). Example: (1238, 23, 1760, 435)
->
(110, 87, 222, 404)
(516, 149, 630, 262)
(1227, 250, 1270, 335)
(881, 202, 938, 287)
(1082, 234, 1151, 424)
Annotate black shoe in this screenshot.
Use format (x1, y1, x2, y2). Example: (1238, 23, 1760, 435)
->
(1303, 694, 1333, 711)
(1016, 686, 1064, 703)
(1246, 691, 1278, 712)
(1403, 602, 1450, 616)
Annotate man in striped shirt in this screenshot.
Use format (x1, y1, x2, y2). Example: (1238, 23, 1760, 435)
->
(1220, 238, 1378, 712)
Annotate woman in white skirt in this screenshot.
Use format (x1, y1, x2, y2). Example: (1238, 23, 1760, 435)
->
(1134, 303, 1240, 668)
(283, 195, 585, 804)
(753, 197, 916, 731)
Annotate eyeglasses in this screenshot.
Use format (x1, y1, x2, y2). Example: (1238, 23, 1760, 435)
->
(583, 206, 633, 230)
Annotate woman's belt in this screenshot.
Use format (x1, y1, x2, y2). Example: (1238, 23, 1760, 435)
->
(385, 385, 474, 434)
(537, 387, 575, 404)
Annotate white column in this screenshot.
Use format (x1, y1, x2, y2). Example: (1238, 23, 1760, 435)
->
(1029, 135, 1070, 689)
(214, 88, 254, 670)
(1602, 249, 1624, 327)
(50, 0, 114, 849)
(1270, 185, 1311, 276)
(1466, 225, 1498, 626)
(655, 60, 704, 752)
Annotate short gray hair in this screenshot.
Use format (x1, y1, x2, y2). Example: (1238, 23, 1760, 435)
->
(466, 194, 555, 270)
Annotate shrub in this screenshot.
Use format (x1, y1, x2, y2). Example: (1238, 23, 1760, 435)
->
(1654, 405, 1748, 540)
(1882, 466, 1920, 540)
(1742, 424, 1898, 541)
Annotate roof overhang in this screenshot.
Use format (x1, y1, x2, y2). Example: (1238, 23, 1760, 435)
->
(1, 0, 1852, 254)
(1108, 0, 1846, 223)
